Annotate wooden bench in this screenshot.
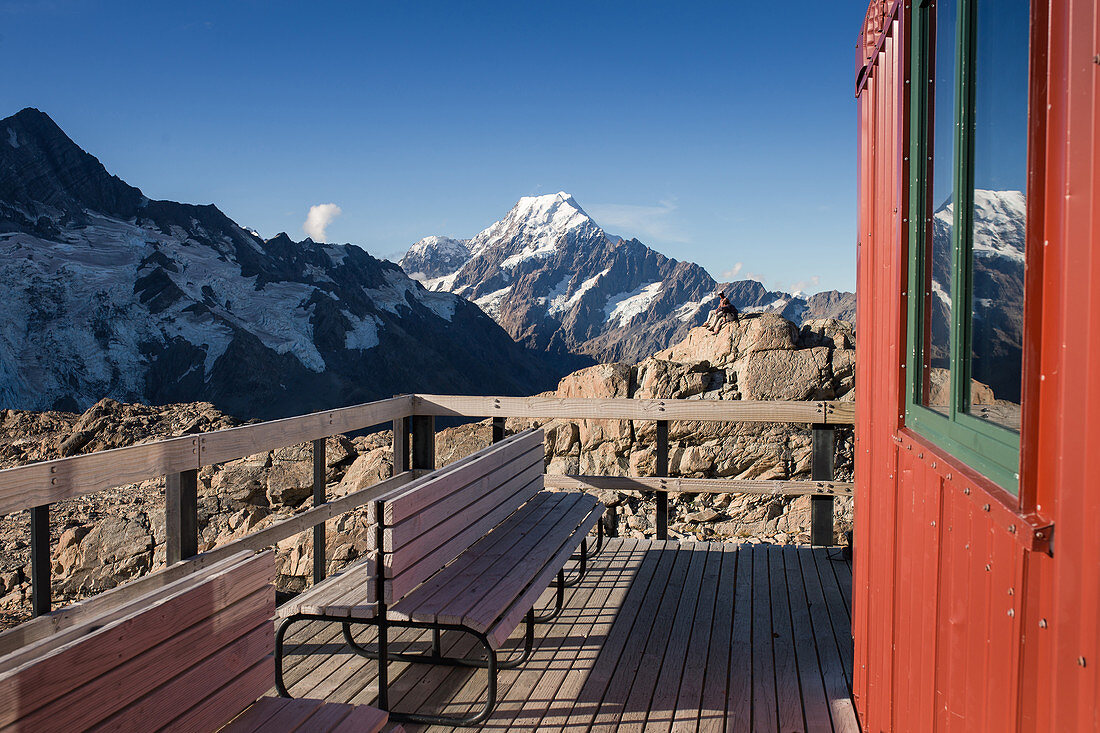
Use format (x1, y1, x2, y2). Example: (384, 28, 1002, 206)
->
(0, 550, 397, 733)
(275, 428, 604, 726)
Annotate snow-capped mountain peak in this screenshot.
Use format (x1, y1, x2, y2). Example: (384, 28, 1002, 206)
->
(400, 235, 471, 281)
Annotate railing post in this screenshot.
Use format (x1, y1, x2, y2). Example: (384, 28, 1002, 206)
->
(492, 416, 506, 443)
(30, 504, 50, 616)
(392, 417, 410, 475)
(656, 420, 669, 540)
(166, 469, 199, 564)
(811, 424, 836, 546)
(312, 438, 326, 584)
(411, 415, 435, 471)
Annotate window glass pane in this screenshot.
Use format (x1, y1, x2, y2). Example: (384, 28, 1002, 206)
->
(966, 0, 1028, 432)
(921, 0, 956, 415)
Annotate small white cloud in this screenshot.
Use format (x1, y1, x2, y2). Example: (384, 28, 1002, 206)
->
(719, 262, 744, 280)
(586, 198, 690, 244)
(744, 271, 767, 284)
(303, 203, 343, 243)
(789, 275, 822, 294)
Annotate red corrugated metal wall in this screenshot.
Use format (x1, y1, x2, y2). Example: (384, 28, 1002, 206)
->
(853, 1, 1100, 730)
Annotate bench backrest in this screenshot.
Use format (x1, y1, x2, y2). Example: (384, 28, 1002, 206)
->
(371, 428, 545, 603)
(0, 550, 275, 732)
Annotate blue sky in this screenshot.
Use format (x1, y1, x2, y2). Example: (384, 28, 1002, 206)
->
(2, 1, 867, 293)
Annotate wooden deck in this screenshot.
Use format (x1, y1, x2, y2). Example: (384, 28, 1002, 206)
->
(273, 538, 859, 732)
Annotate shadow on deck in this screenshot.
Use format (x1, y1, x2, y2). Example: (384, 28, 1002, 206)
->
(273, 539, 859, 732)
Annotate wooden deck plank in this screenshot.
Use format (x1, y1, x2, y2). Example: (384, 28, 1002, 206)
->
(552, 540, 673, 733)
(695, 543, 739, 733)
(770, 544, 805, 733)
(642, 542, 717, 732)
(591, 542, 696, 733)
(811, 548, 856, 689)
(726, 543, 754, 731)
(797, 546, 860, 732)
(751, 544, 779, 731)
(501, 539, 645, 731)
(667, 543, 724, 733)
(782, 545, 833, 733)
(268, 540, 858, 733)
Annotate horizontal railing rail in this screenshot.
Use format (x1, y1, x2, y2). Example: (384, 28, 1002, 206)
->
(412, 394, 856, 424)
(542, 475, 854, 496)
(0, 393, 855, 629)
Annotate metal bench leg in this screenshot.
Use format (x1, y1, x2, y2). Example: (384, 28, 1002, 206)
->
(274, 614, 302, 698)
(384, 623, 501, 727)
(563, 538, 588, 588)
(533, 569, 566, 623)
(342, 612, 534, 669)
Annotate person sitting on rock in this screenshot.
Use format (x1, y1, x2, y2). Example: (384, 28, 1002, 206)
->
(706, 291, 739, 333)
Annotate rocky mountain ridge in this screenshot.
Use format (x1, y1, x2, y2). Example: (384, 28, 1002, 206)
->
(400, 191, 857, 364)
(0, 108, 560, 419)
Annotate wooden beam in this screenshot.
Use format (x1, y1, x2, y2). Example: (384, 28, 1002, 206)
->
(810, 424, 836, 546)
(198, 395, 414, 466)
(166, 469, 199, 565)
(492, 416, 506, 443)
(30, 505, 50, 617)
(0, 436, 200, 517)
(0, 395, 415, 517)
(412, 395, 848, 424)
(542, 474, 854, 497)
(312, 439, 326, 584)
(411, 415, 435, 471)
(392, 417, 410, 475)
(655, 420, 669, 540)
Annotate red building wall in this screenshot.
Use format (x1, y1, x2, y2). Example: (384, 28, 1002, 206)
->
(853, 1, 1099, 730)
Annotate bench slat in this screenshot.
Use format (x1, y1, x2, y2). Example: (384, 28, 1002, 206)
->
(388, 492, 568, 625)
(0, 551, 273, 729)
(155, 655, 273, 733)
(443, 494, 601, 632)
(381, 462, 542, 576)
(378, 454, 543, 552)
(376, 428, 543, 525)
(90, 622, 272, 732)
(0, 551, 253, 676)
(279, 560, 377, 619)
(487, 501, 603, 648)
(382, 472, 543, 602)
(16, 584, 273, 732)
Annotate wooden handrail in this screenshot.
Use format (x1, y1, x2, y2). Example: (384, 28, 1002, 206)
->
(0, 395, 414, 516)
(543, 475, 854, 497)
(412, 395, 856, 424)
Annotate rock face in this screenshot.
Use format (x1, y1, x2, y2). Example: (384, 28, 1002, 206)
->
(424, 314, 856, 546)
(0, 108, 560, 419)
(402, 191, 856, 365)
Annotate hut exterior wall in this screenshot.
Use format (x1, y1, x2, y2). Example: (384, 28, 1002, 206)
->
(853, 0, 1099, 730)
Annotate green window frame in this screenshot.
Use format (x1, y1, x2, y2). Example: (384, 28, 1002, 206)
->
(905, 0, 1025, 493)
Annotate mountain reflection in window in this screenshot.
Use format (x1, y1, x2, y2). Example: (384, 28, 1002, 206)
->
(920, 0, 955, 416)
(966, 0, 1027, 432)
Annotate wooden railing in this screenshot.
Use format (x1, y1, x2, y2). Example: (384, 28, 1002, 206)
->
(0, 393, 854, 638)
